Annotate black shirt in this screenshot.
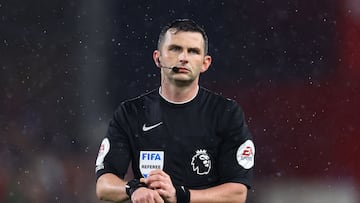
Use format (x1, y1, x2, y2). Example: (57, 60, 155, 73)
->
(95, 86, 255, 189)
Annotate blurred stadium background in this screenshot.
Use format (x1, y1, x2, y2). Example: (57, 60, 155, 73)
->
(1, 0, 359, 202)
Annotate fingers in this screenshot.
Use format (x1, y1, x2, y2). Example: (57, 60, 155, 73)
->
(131, 187, 164, 203)
(144, 170, 177, 203)
(145, 170, 169, 183)
(144, 170, 170, 188)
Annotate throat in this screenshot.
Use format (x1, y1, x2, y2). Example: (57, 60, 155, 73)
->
(159, 85, 199, 104)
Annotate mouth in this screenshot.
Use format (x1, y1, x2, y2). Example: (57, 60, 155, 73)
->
(174, 66, 190, 73)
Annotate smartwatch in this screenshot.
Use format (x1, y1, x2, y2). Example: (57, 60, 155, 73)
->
(125, 179, 147, 197)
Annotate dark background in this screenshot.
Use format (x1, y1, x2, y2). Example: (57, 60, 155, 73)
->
(1, 0, 359, 202)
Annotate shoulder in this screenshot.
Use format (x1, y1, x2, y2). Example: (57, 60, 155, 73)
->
(199, 86, 241, 111)
(123, 88, 158, 105)
(115, 88, 159, 114)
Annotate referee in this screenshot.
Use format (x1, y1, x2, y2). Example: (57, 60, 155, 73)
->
(95, 19, 255, 203)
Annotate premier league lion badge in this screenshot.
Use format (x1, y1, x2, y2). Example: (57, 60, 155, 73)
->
(191, 149, 211, 175)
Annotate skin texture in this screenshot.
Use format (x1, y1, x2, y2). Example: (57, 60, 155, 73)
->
(153, 30, 211, 102)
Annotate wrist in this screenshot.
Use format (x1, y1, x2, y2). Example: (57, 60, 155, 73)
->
(174, 185, 190, 203)
(125, 179, 147, 197)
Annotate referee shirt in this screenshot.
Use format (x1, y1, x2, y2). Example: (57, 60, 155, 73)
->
(96, 86, 255, 189)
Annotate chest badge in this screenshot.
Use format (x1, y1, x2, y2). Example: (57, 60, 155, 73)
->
(139, 151, 164, 178)
(191, 149, 211, 175)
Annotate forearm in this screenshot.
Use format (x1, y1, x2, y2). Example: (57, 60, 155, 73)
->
(189, 183, 247, 203)
(96, 173, 129, 202)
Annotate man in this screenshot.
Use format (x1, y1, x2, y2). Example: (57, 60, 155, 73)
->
(95, 19, 255, 203)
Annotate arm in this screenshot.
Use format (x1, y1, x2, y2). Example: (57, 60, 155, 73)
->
(190, 182, 247, 203)
(145, 170, 248, 203)
(96, 173, 128, 202)
(96, 173, 164, 203)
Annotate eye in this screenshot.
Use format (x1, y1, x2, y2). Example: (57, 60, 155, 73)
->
(169, 46, 181, 52)
(188, 48, 200, 54)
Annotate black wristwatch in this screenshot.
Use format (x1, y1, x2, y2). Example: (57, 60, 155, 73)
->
(125, 179, 147, 197)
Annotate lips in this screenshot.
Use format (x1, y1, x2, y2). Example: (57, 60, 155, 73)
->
(175, 67, 190, 72)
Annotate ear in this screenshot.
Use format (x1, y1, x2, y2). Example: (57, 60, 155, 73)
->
(200, 55, 212, 73)
(153, 50, 161, 68)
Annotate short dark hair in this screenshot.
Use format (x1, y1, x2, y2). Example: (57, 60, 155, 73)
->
(157, 19, 209, 55)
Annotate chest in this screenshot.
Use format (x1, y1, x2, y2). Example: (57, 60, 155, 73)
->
(133, 104, 220, 150)
(128, 102, 224, 186)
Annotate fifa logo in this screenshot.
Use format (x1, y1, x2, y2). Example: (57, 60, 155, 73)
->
(191, 149, 211, 175)
(141, 152, 162, 161)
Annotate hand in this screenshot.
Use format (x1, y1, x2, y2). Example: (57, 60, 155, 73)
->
(131, 187, 164, 203)
(142, 170, 177, 203)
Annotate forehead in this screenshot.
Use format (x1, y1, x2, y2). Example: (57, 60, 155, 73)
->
(162, 30, 205, 49)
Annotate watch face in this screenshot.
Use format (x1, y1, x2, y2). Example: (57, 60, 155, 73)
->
(127, 179, 139, 187)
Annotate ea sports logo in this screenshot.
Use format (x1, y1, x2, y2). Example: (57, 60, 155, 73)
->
(191, 149, 211, 175)
(236, 140, 255, 169)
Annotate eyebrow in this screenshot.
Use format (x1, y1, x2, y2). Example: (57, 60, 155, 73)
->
(168, 44, 182, 50)
(168, 44, 202, 53)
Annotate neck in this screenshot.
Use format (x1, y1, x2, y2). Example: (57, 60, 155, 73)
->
(160, 83, 199, 103)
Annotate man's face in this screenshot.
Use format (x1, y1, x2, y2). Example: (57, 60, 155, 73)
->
(155, 30, 211, 85)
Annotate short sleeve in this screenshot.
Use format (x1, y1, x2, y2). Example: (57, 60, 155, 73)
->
(95, 104, 132, 180)
(217, 100, 255, 189)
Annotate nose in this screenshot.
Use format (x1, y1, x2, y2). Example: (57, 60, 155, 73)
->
(178, 51, 188, 64)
